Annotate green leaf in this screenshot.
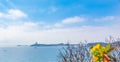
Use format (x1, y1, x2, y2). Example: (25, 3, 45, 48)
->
(105, 43, 111, 53)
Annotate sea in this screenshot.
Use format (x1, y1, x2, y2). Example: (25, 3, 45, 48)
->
(0, 46, 64, 62)
(0, 43, 118, 62)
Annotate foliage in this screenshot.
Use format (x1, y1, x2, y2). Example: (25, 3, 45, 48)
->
(89, 43, 116, 62)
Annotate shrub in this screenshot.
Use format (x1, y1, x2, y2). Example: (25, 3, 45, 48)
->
(58, 43, 91, 62)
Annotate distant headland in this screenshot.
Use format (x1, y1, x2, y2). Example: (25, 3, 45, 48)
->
(30, 42, 67, 46)
(17, 40, 120, 47)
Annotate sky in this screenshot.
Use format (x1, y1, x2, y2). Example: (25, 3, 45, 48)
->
(0, 0, 120, 46)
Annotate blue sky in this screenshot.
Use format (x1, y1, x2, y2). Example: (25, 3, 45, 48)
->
(0, 0, 120, 46)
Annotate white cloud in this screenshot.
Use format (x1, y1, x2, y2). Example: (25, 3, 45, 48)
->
(94, 16, 120, 22)
(62, 16, 85, 24)
(54, 23, 63, 28)
(23, 22, 38, 27)
(102, 16, 115, 21)
(0, 22, 120, 46)
(0, 9, 27, 20)
(54, 16, 85, 28)
(6, 22, 39, 32)
(8, 9, 27, 19)
(0, 13, 4, 17)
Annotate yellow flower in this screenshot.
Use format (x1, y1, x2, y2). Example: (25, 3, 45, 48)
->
(90, 43, 101, 53)
(89, 43, 115, 62)
(95, 43, 100, 49)
(92, 56, 99, 61)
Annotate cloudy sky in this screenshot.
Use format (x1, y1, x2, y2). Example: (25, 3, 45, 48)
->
(0, 0, 120, 46)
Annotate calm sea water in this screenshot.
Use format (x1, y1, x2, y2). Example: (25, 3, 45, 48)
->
(0, 46, 63, 62)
